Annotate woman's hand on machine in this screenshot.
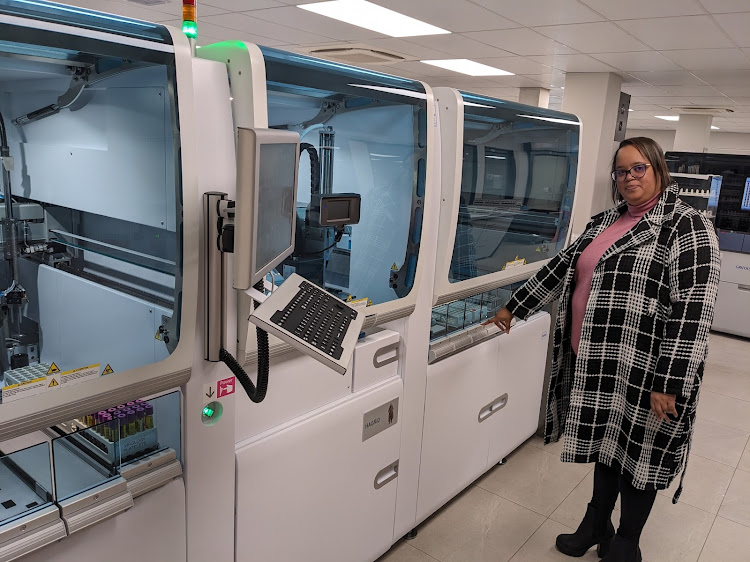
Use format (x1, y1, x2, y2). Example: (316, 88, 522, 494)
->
(650, 391, 678, 421)
(482, 307, 513, 334)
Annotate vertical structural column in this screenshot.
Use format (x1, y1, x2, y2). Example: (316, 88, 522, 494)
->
(673, 114, 713, 153)
(519, 87, 550, 108)
(562, 72, 623, 235)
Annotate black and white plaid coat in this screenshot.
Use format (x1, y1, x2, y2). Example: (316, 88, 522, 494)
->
(506, 183, 720, 500)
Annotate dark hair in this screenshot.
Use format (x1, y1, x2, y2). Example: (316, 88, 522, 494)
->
(611, 137, 672, 203)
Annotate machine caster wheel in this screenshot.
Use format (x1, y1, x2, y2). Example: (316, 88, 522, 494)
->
(404, 528, 418, 540)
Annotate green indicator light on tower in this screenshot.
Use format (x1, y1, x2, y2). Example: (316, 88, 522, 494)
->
(202, 406, 214, 418)
(182, 20, 197, 39)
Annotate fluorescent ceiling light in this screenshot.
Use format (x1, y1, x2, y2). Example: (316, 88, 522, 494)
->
(711, 125, 720, 130)
(655, 115, 680, 121)
(485, 155, 506, 160)
(299, 0, 450, 37)
(348, 84, 426, 99)
(518, 114, 579, 126)
(421, 59, 514, 77)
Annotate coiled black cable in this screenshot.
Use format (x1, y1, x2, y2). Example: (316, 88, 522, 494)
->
(219, 280, 269, 403)
(300, 142, 320, 194)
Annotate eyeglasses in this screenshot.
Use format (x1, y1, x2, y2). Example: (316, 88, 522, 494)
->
(611, 163, 651, 182)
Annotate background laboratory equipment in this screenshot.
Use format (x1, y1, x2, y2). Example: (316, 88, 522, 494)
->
(667, 151, 750, 338)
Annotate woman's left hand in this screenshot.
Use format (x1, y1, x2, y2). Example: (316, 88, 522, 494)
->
(651, 391, 678, 421)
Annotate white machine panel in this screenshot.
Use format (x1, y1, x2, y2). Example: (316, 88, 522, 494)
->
(36, 265, 171, 373)
(18, 477, 186, 562)
(488, 313, 550, 464)
(417, 336, 500, 521)
(235, 378, 402, 562)
(417, 312, 550, 524)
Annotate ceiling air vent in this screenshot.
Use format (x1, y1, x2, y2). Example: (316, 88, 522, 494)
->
(306, 45, 406, 65)
(670, 107, 735, 116)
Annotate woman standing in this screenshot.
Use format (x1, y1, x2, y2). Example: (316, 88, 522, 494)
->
(485, 137, 720, 562)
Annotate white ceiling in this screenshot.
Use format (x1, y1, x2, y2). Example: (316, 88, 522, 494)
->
(56, 0, 750, 132)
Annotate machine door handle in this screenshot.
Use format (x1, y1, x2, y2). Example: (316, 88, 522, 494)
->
(374, 460, 399, 489)
(373, 343, 399, 368)
(478, 393, 509, 423)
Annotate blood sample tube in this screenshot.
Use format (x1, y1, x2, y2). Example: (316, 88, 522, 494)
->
(135, 407, 145, 432)
(126, 411, 137, 437)
(116, 413, 127, 439)
(144, 404, 154, 429)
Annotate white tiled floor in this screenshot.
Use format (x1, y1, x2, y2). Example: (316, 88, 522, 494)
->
(378, 333, 750, 562)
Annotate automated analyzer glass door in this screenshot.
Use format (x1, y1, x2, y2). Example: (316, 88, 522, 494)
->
(433, 89, 579, 306)
(259, 47, 428, 314)
(0, 1, 194, 428)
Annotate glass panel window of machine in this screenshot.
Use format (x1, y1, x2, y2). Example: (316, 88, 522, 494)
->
(259, 47, 427, 307)
(449, 94, 579, 283)
(0, 23, 183, 403)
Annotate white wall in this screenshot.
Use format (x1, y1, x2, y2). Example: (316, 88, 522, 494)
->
(627, 129, 750, 155)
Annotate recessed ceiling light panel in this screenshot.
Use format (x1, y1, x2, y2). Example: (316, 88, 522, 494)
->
(655, 115, 680, 121)
(420, 59, 514, 76)
(299, 0, 450, 37)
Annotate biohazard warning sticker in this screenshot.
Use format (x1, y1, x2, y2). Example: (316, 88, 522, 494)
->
(102, 364, 115, 375)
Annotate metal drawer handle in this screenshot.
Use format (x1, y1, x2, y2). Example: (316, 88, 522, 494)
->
(374, 460, 399, 490)
(373, 343, 399, 368)
(478, 393, 509, 423)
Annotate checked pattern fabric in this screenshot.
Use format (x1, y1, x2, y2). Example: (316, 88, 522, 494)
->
(506, 183, 720, 498)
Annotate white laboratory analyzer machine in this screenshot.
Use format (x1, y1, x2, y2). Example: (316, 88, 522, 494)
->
(0, 2, 585, 562)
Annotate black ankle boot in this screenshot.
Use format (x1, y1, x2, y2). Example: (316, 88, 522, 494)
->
(555, 503, 615, 557)
(600, 534, 642, 562)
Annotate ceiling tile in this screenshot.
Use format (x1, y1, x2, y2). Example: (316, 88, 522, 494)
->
(136, 0, 229, 18)
(580, 0, 706, 19)
(629, 70, 706, 85)
(698, 0, 750, 13)
(203, 12, 336, 44)
(364, 38, 452, 61)
(713, 85, 750, 96)
(638, 96, 693, 105)
(405, 34, 516, 58)
(621, 84, 672, 96)
(528, 54, 618, 72)
(485, 75, 549, 88)
(729, 97, 750, 105)
(532, 73, 567, 87)
(464, 28, 578, 56)
(591, 51, 681, 71)
(692, 69, 750, 84)
(427, 76, 517, 90)
(682, 96, 737, 106)
(375, 0, 520, 33)
(714, 13, 750, 48)
(533, 22, 650, 53)
(662, 48, 750, 69)
(203, 0, 282, 11)
(238, 6, 385, 41)
(472, 56, 555, 75)
(662, 85, 722, 96)
(161, 18, 288, 46)
(472, 0, 604, 26)
(617, 16, 735, 50)
(468, 87, 520, 99)
(387, 60, 454, 78)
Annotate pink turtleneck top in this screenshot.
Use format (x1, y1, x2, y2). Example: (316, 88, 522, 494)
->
(571, 191, 662, 355)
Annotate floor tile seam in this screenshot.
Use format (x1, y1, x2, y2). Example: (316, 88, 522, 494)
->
(506, 516, 548, 561)
(405, 541, 441, 561)
(694, 416, 750, 435)
(699, 387, 750, 404)
(473, 482, 557, 519)
(694, 512, 719, 562)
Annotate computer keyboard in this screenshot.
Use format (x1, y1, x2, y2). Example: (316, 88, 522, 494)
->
(270, 281, 358, 360)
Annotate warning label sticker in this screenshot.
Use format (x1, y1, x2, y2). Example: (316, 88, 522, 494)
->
(61, 364, 101, 386)
(47, 362, 60, 375)
(2, 377, 47, 403)
(102, 364, 114, 375)
(48, 378, 59, 388)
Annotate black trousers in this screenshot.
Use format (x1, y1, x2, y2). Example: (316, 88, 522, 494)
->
(591, 462, 657, 542)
